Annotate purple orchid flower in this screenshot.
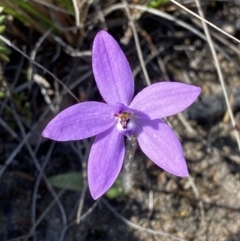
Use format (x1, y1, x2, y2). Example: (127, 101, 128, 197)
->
(42, 30, 201, 200)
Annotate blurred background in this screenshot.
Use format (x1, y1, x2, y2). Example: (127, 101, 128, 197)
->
(1, 0, 240, 240)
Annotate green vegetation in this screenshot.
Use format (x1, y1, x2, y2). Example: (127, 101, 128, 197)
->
(0, 6, 11, 61)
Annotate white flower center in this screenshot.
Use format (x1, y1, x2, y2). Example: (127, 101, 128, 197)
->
(114, 112, 136, 134)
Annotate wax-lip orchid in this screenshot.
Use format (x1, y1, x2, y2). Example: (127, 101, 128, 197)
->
(42, 30, 201, 200)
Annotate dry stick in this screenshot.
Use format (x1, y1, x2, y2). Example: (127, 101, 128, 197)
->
(102, 198, 187, 241)
(0, 52, 24, 115)
(169, 0, 240, 44)
(29, 189, 65, 236)
(12, 51, 25, 88)
(19, 134, 67, 241)
(188, 175, 205, 224)
(1, 11, 90, 240)
(122, 0, 151, 86)
(0, 35, 79, 102)
(52, 34, 91, 57)
(8, 102, 67, 239)
(0, 107, 50, 179)
(0, 117, 18, 139)
(48, 12, 80, 32)
(147, 190, 154, 219)
(28, 28, 52, 81)
(28, 28, 56, 113)
(0, 131, 31, 178)
(138, 28, 205, 142)
(31, 142, 55, 241)
(103, 4, 238, 70)
(5, 189, 65, 241)
(93, 0, 108, 30)
(32, 0, 74, 15)
(72, 0, 80, 28)
(76, 149, 88, 225)
(133, 45, 168, 77)
(64, 70, 92, 96)
(190, 16, 240, 56)
(33, 133, 47, 160)
(58, 200, 100, 241)
(58, 138, 95, 241)
(144, 34, 206, 221)
(180, 70, 208, 146)
(139, 29, 199, 137)
(6, 235, 30, 241)
(5, 198, 98, 241)
(74, 199, 99, 225)
(70, 140, 91, 226)
(0, 72, 90, 180)
(79, 0, 95, 30)
(68, 142, 89, 222)
(192, 0, 240, 150)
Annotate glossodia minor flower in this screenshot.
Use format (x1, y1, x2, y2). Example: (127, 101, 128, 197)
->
(42, 30, 201, 200)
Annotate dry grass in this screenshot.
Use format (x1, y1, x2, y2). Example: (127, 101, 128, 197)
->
(1, 1, 240, 240)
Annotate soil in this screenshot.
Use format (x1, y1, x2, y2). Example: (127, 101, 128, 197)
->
(1, 1, 240, 241)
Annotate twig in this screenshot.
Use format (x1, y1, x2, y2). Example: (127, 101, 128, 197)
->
(190, 15, 240, 56)
(0, 131, 31, 178)
(32, 0, 74, 15)
(169, 0, 240, 44)
(52, 34, 91, 57)
(138, 30, 200, 137)
(14, 117, 67, 240)
(0, 107, 50, 179)
(6, 234, 30, 241)
(63, 70, 92, 95)
(12, 51, 25, 88)
(7, 95, 67, 234)
(193, 0, 240, 150)
(1, 80, 67, 238)
(133, 44, 169, 77)
(28, 29, 55, 114)
(33, 74, 55, 113)
(122, 0, 151, 86)
(30, 189, 65, 235)
(28, 28, 52, 82)
(102, 198, 187, 241)
(93, 0, 108, 30)
(147, 190, 154, 219)
(76, 141, 90, 224)
(0, 117, 18, 139)
(72, 0, 80, 28)
(187, 175, 205, 225)
(31, 142, 55, 241)
(0, 34, 79, 102)
(58, 200, 100, 241)
(103, 3, 239, 72)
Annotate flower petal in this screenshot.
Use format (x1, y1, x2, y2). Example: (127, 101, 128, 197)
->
(42, 101, 115, 141)
(130, 82, 201, 119)
(88, 127, 125, 199)
(136, 118, 188, 177)
(92, 30, 134, 105)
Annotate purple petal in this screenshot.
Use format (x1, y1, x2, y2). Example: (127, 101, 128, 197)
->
(42, 101, 115, 141)
(136, 118, 188, 177)
(88, 127, 125, 199)
(92, 30, 134, 105)
(130, 82, 201, 119)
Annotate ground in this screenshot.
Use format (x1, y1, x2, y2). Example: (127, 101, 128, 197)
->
(1, 1, 240, 241)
